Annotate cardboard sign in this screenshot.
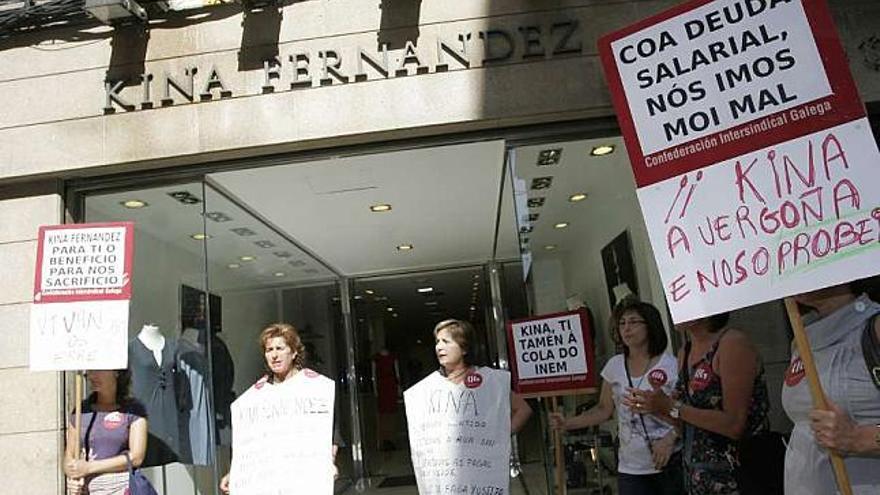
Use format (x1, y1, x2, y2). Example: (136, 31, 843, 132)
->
(599, 0, 880, 322)
(229, 371, 335, 495)
(29, 222, 134, 371)
(404, 368, 511, 495)
(507, 310, 596, 397)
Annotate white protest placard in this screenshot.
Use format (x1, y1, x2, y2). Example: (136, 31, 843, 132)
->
(404, 367, 511, 495)
(506, 310, 596, 397)
(229, 370, 335, 495)
(599, 0, 880, 322)
(29, 222, 134, 371)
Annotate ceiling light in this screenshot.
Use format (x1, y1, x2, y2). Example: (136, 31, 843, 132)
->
(121, 199, 147, 209)
(530, 177, 553, 190)
(240, 255, 256, 262)
(227, 263, 241, 269)
(354, 295, 363, 300)
(544, 245, 557, 251)
(472, 274, 480, 279)
(392, 313, 398, 318)
(569, 193, 587, 202)
(230, 227, 257, 236)
(386, 307, 394, 312)
(470, 306, 476, 311)
(396, 244, 414, 251)
(417, 287, 433, 293)
(167, 191, 202, 205)
(274, 272, 285, 277)
(254, 240, 276, 248)
(591, 144, 615, 156)
(204, 211, 232, 222)
(190, 233, 210, 240)
(365, 289, 375, 295)
(370, 204, 392, 212)
(537, 148, 563, 166)
(425, 301, 438, 306)
(554, 222, 569, 229)
(528, 213, 539, 222)
(527, 197, 546, 208)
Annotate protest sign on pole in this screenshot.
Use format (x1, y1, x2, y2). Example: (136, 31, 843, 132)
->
(599, 1, 880, 492)
(506, 309, 596, 495)
(229, 370, 335, 495)
(506, 309, 597, 398)
(405, 367, 511, 495)
(29, 222, 135, 371)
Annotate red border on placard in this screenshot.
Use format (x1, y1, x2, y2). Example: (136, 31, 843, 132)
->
(33, 221, 135, 304)
(598, 0, 866, 188)
(506, 309, 597, 396)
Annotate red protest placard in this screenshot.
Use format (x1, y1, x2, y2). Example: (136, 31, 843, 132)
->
(507, 309, 597, 397)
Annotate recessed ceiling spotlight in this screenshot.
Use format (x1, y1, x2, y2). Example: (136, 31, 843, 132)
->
(396, 244, 414, 251)
(230, 227, 257, 236)
(472, 274, 480, 280)
(254, 240, 276, 249)
(227, 263, 241, 269)
(167, 191, 202, 205)
(520, 225, 534, 234)
(370, 204, 392, 212)
(569, 193, 587, 202)
(417, 287, 433, 293)
(527, 197, 546, 208)
(591, 144, 615, 156)
(365, 289, 375, 295)
(121, 199, 148, 209)
(537, 148, 563, 166)
(204, 211, 232, 222)
(470, 305, 476, 311)
(554, 222, 569, 229)
(240, 255, 256, 262)
(354, 295, 363, 300)
(273, 272, 285, 277)
(544, 244, 557, 251)
(528, 213, 540, 222)
(386, 307, 394, 312)
(392, 313, 399, 318)
(530, 177, 553, 190)
(425, 301, 439, 306)
(190, 233, 210, 240)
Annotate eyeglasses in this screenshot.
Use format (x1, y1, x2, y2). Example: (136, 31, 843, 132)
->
(618, 319, 647, 327)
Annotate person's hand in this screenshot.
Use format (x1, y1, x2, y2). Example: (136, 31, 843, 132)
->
(548, 412, 567, 431)
(64, 459, 91, 479)
(810, 400, 858, 454)
(219, 473, 230, 494)
(651, 434, 675, 469)
(65, 476, 85, 495)
(626, 387, 673, 416)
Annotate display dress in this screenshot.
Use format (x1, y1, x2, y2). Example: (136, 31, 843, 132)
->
(129, 337, 181, 466)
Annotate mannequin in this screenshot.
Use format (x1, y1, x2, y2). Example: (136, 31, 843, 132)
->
(372, 348, 400, 451)
(177, 326, 210, 465)
(137, 323, 165, 366)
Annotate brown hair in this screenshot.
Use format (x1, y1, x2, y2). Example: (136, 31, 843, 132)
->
(259, 323, 306, 374)
(610, 299, 668, 357)
(433, 319, 475, 366)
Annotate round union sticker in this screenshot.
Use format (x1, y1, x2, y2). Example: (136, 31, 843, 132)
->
(689, 362, 713, 392)
(304, 369, 319, 378)
(103, 411, 124, 430)
(254, 375, 269, 390)
(648, 369, 668, 388)
(784, 357, 805, 387)
(464, 371, 483, 389)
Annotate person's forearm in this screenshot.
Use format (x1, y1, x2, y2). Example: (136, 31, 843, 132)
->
(680, 405, 745, 439)
(85, 454, 129, 475)
(566, 405, 612, 430)
(511, 406, 532, 434)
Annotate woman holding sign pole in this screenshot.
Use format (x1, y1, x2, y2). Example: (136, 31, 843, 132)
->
(782, 283, 880, 494)
(219, 323, 338, 494)
(550, 299, 683, 495)
(629, 312, 771, 495)
(63, 369, 149, 495)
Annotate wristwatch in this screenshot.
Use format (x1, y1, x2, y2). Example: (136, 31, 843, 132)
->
(669, 399, 684, 419)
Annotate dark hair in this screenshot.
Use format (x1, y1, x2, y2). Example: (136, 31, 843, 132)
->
(86, 369, 133, 407)
(610, 299, 668, 357)
(706, 312, 730, 332)
(433, 319, 475, 367)
(260, 323, 307, 373)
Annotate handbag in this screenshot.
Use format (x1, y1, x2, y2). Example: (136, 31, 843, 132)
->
(124, 452, 158, 495)
(861, 313, 880, 390)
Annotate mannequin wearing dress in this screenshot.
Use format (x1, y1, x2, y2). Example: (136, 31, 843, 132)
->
(138, 324, 165, 366)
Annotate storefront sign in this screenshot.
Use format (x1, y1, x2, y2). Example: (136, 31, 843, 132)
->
(404, 367, 511, 495)
(103, 18, 583, 113)
(507, 309, 596, 397)
(29, 222, 134, 371)
(599, 0, 880, 323)
(230, 371, 335, 495)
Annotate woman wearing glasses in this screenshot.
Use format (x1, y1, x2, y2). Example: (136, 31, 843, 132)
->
(550, 299, 683, 494)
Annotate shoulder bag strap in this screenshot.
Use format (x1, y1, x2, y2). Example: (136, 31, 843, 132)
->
(625, 357, 655, 455)
(861, 313, 880, 390)
(83, 409, 98, 458)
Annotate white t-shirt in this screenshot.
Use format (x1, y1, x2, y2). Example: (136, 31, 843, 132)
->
(601, 353, 679, 475)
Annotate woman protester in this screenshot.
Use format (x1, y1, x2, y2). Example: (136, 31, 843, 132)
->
(630, 312, 771, 495)
(550, 299, 683, 495)
(783, 283, 880, 494)
(220, 323, 338, 494)
(64, 370, 149, 495)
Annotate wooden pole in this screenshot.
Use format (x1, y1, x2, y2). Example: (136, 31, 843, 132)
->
(549, 396, 566, 495)
(783, 297, 853, 495)
(74, 371, 83, 459)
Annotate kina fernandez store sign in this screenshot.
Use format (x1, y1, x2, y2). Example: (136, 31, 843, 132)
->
(103, 18, 584, 113)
